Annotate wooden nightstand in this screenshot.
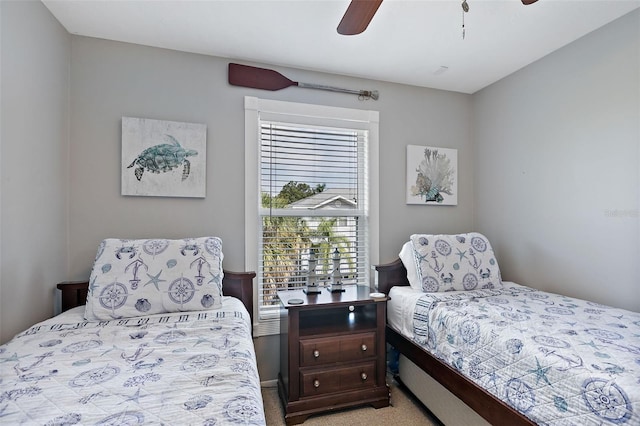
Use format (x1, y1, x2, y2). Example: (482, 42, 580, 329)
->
(277, 286, 390, 425)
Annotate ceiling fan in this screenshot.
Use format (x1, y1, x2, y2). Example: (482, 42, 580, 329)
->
(337, 0, 539, 35)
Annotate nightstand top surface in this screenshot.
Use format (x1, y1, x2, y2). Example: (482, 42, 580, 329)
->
(277, 285, 387, 309)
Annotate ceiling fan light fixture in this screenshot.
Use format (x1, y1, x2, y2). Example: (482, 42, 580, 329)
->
(461, 0, 469, 39)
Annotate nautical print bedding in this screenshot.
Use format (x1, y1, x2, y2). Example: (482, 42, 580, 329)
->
(0, 297, 266, 425)
(394, 283, 640, 425)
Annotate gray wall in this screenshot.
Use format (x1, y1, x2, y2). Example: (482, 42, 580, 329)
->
(67, 37, 474, 281)
(0, 1, 70, 343)
(473, 9, 640, 312)
(67, 37, 473, 381)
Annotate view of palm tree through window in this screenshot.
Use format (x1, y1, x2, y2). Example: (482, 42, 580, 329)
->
(259, 123, 367, 315)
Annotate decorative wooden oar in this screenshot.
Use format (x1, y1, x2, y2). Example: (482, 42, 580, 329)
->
(228, 63, 379, 100)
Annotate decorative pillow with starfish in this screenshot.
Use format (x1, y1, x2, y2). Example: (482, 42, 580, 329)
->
(409, 232, 502, 293)
(84, 237, 224, 320)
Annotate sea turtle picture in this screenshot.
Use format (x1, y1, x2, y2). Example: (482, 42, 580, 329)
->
(127, 135, 198, 181)
(121, 117, 206, 197)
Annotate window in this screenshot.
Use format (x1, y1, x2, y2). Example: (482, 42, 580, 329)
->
(245, 97, 379, 336)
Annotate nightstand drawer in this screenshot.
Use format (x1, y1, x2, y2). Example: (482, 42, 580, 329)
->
(300, 362, 376, 397)
(300, 332, 376, 367)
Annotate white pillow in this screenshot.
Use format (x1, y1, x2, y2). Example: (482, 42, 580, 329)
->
(85, 237, 224, 320)
(409, 232, 502, 292)
(399, 241, 421, 290)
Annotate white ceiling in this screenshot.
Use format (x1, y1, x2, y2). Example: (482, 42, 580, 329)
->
(43, 0, 639, 94)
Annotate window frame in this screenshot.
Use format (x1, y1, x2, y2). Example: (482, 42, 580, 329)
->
(244, 96, 379, 336)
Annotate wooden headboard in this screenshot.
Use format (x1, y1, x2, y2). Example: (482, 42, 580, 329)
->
(56, 270, 256, 323)
(376, 258, 410, 294)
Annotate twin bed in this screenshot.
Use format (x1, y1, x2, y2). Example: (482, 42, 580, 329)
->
(377, 232, 639, 426)
(0, 237, 266, 425)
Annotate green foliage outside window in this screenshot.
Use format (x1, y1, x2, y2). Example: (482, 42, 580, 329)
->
(261, 182, 354, 307)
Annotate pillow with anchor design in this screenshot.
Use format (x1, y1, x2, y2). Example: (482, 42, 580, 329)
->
(84, 237, 224, 320)
(409, 232, 502, 292)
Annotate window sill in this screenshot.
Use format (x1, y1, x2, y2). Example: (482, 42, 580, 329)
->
(253, 317, 280, 337)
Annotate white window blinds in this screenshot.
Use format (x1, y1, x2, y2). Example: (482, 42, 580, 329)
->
(258, 122, 369, 320)
(244, 96, 379, 336)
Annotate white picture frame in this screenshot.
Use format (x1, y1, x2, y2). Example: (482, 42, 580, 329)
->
(121, 117, 207, 198)
(406, 145, 458, 205)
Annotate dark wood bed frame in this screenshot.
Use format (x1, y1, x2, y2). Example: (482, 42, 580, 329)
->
(56, 270, 257, 323)
(376, 258, 535, 426)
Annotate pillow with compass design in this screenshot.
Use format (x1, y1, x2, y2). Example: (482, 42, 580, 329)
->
(409, 232, 502, 292)
(84, 237, 224, 320)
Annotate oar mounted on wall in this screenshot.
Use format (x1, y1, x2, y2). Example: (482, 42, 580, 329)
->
(228, 63, 379, 101)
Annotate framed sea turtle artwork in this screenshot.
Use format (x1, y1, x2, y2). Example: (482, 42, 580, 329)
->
(121, 117, 207, 198)
(406, 145, 457, 205)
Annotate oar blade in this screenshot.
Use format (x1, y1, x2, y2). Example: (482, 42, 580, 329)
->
(228, 63, 297, 91)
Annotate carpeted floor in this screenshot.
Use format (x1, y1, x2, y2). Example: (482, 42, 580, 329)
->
(261, 375, 442, 425)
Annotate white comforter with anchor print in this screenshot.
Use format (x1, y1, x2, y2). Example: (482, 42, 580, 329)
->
(0, 297, 265, 425)
(389, 282, 640, 425)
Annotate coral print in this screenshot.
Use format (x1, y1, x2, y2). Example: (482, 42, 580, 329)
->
(406, 145, 458, 205)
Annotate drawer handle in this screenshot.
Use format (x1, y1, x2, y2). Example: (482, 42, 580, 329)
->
(361, 344, 367, 352)
(313, 379, 320, 388)
(361, 372, 368, 381)
(313, 350, 320, 358)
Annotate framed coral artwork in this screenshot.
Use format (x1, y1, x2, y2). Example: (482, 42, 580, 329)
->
(406, 145, 457, 205)
(121, 117, 207, 198)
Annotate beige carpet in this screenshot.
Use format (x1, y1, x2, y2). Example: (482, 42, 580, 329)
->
(261, 376, 441, 426)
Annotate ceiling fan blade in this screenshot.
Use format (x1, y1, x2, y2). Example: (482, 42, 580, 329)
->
(521, 0, 539, 4)
(337, 0, 383, 35)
